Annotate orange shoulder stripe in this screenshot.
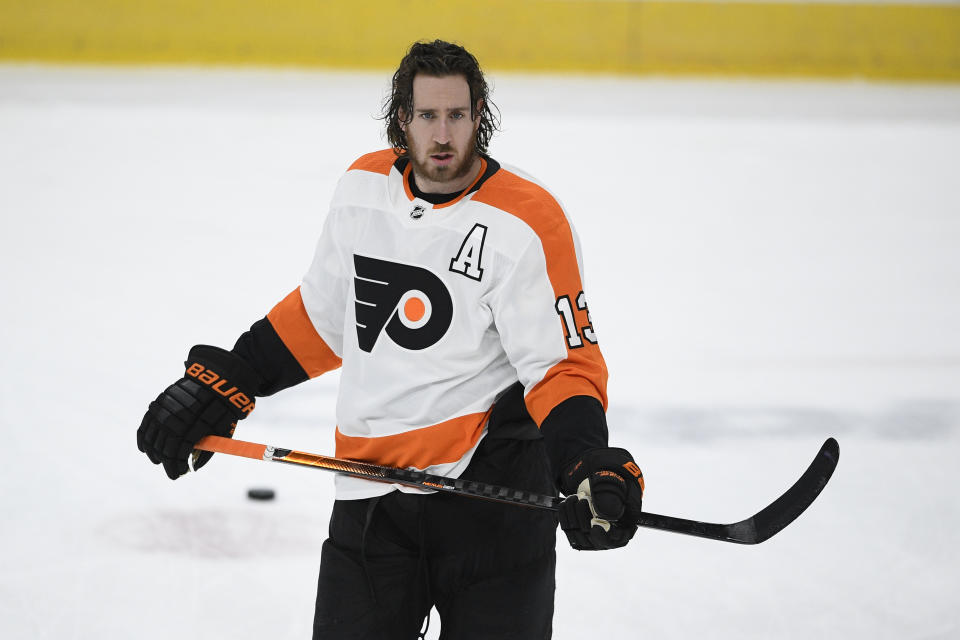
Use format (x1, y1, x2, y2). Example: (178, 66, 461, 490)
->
(267, 287, 342, 378)
(347, 149, 397, 175)
(335, 409, 491, 470)
(472, 169, 608, 425)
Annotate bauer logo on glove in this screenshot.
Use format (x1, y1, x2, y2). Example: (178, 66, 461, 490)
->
(185, 361, 255, 414)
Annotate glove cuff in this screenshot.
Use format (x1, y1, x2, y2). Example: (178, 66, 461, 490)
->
(184, 344, 261, 420)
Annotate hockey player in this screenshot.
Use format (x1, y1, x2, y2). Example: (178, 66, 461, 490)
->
(137, 40, 644, 639)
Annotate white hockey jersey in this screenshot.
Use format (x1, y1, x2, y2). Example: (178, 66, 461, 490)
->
(265, 150, 608, 499)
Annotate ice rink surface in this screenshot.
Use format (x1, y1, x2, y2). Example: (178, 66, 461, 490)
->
(1, 65, 959, 639)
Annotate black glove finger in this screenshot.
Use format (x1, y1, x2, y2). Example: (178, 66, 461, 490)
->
(144, 422, 165, 465)
(164, 424, 193, 461)
(559, 496, 593, 533)
(137, 418, 162, 464)
(163, 435, 194, 480)
(153, 428, 170, 461)
(157, 433, 188, 479)
(618, 523, 639, 544)
(566, 529, 596, 551)
(616, 524, 638, 546)
(198, 399, 230, 430)
(136, 414, 149, 454)
(585, 523, 624, 550)
(587, 524, 612, 550)
(558, 495, 577, 531)
(143, 440, 162, 465)
(563, 516, 595, 551)
(560, 497, 610, 550)
(161, 453, 188, 480)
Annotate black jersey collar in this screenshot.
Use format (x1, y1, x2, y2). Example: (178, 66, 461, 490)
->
(394, 154, 501, 207)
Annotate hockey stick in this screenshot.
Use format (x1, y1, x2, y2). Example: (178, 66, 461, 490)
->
(194, 435, 839, 545)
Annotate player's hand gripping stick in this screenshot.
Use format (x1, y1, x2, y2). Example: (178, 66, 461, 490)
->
(137, 345, 259, 479)
(558, 448, 645, 550)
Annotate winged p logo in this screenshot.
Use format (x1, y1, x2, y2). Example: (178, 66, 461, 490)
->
(353, 255, 454, 352)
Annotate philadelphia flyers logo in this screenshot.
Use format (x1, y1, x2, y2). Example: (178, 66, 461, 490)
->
(353, 254, 454, 352)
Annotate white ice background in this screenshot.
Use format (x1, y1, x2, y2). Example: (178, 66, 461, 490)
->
(1, 66, 959, 639)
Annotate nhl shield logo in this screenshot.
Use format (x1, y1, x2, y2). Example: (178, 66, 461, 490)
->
(410, 205, 426, 220)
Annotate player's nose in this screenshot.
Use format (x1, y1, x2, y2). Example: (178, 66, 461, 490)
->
(433, 120, 451, 144)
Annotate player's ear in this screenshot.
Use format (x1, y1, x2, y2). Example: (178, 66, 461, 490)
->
(473, 98, 484, 121)
(398, 107, 408, 131)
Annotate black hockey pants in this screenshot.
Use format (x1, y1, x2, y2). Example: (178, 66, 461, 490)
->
(312, 435, 559, 639)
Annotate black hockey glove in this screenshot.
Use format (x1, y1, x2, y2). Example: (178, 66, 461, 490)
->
(137, 345, 260, 480)
(558, 448, 644, 551)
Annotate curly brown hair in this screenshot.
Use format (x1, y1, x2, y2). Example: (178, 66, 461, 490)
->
(381, 40, 500, 155)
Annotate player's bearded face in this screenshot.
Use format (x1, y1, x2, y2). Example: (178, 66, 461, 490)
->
(402, 74, 482, 193)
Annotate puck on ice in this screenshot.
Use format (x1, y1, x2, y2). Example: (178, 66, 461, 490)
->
(247, 488, 276, 501)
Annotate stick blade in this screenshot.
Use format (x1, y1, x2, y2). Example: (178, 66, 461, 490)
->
(636, 438, 839, 544)
(735, 437, 840, 544)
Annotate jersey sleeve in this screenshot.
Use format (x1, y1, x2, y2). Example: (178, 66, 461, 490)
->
(231, 210, 346, 395)
(486, 209, 610, 475)
(489, 223, 608, 421)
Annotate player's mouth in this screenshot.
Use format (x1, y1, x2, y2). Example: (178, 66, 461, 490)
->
(430, 153, 454, 166)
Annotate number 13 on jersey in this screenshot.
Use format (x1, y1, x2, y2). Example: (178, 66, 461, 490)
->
(555, 291, 597, 349)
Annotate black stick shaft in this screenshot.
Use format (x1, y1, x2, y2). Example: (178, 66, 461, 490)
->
(194, 435, 838, 545)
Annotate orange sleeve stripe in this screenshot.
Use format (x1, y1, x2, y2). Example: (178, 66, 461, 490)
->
(524, 367, 608, 426)
(335, 409, 491, 470)
(347, 148, 398, 175)
(266, 287, 342, 378)
(472, 169, 609, 423)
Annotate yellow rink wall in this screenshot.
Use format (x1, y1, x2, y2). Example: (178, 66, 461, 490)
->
(1, 1, 959, 81)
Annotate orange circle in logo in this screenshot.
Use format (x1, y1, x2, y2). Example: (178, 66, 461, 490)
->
(404, 297, 426, 323)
